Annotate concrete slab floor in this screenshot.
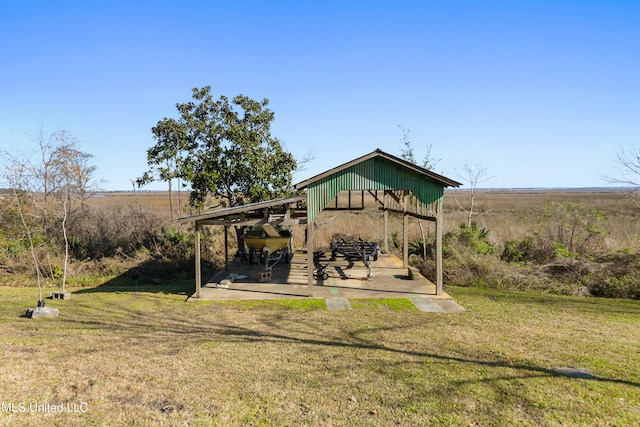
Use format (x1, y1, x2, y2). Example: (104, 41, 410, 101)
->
(325, 298, 352, 311)
(410, 298, 446, 313)
(188, 251, 464, 312)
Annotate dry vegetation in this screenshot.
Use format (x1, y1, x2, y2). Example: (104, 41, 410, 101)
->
(305, 188, 640, 251)
(442, 189, 640, 298)
(78, 188, 640, 240)
(445, 189, 640, 250)
(3, 188, 639, 299)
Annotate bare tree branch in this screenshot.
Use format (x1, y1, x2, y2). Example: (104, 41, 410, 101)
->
(605, 146, 640, 187)
(295, 151, 316, 174)
(398, 123, 415, 164)
(455, 161, 492, 227)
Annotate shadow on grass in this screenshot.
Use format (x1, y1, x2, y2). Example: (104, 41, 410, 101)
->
(72, 257, 217, 297)
(227, 322, 640, 389)
(60, 266, 640, 397)
(63, 294, 640, 391)
(450, 286, 640, 317)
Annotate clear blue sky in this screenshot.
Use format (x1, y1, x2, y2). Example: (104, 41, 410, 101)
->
(1, 0, 638, 190)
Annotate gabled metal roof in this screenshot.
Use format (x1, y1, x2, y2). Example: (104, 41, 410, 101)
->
(294, 149, 461, 223)
(295, 148, 462, 189)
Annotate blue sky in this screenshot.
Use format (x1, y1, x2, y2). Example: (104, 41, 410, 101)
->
(1, 0, 638, 190)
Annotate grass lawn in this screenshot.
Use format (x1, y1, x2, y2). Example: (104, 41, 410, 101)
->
(0, 284, 639, 426)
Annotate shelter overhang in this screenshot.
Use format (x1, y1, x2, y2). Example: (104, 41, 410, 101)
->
(176, 195, 307, 227)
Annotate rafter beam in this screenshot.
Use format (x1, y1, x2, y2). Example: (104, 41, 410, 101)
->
(196, 218, 307, 227)
(379, 207, 436, 222)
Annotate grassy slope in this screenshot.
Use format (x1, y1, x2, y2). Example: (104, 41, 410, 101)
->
(1, 285, 639, 426)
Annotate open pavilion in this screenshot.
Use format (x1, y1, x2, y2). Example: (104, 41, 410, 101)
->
(178, 149, 461, 302)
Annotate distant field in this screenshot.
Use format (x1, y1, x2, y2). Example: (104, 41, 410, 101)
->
(96, 189, 639, 251)
(444, 188, 639, 249)
(86, 191, 184, 218)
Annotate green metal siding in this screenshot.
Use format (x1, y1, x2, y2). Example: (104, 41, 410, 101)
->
(306, 157, 444, 222)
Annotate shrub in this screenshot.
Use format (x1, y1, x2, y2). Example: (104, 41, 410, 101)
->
(442, 248, 504, 289)
(166, 227, 189, 245)
(552, 242, 579, 259)
(389, 231, 399, 250)
(501, 237, 534, 263)
(0, 193, 50, 276)
(587, 275, 640, 299)
(438, 223, 501, 288)
(447, 222, 496, 255)
(66, 206, 164, 259)
(581, 252, 640, 299)
(534, 200, 608, 259)
(408, 234, 434, 258)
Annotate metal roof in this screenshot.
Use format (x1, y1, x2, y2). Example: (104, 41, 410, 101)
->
(176, 195, 306, 225)
(294, 149, 461, 222)
(295, 149, 461, 189)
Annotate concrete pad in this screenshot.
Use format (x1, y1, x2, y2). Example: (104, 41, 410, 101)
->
(26, 306, 59, 318)
(434, 299, 465, 313)
(410, 298, 444, 313)
(188, 252, 464, 312)
(50, 291, 71, 300)
(325, 298, 352, 311)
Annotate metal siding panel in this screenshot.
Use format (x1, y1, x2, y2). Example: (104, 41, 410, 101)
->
(306, 156, 445, 222)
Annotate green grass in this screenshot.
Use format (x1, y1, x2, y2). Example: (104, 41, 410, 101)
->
(212, 298, 328, 311)
(0, 284, 639, 426)
(350, 297, 417, 311)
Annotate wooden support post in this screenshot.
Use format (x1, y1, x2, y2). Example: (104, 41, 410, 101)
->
(285, 204, 293, 255)
(403, 190, 409, 268)
(307, 221, 314, 297)
(195, 223, 201, 299)
(435, 200, 443, 295)
(383, 191, 389, 254)
(224, 225, 229, 271)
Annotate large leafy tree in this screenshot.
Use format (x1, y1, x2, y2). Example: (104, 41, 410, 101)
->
(140, 86, 297, 213)
(137, 117, 187, 219)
